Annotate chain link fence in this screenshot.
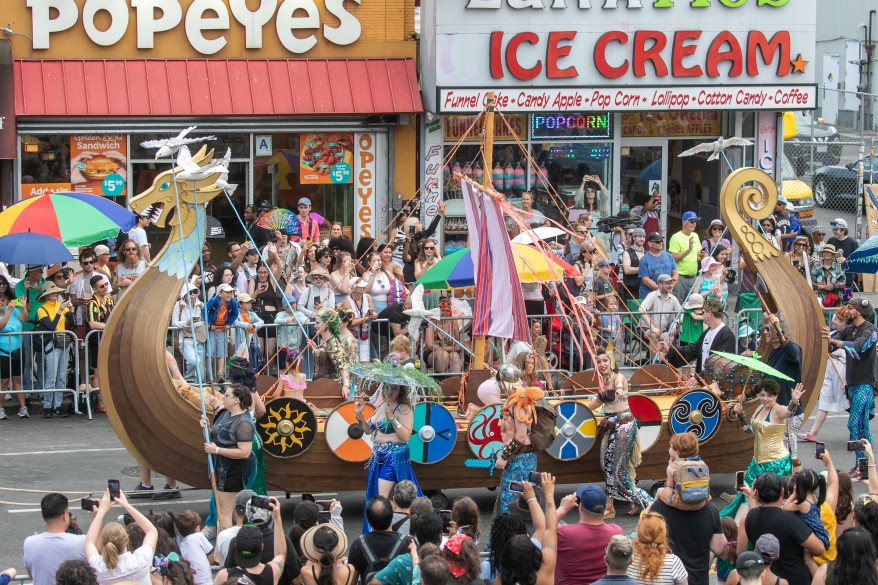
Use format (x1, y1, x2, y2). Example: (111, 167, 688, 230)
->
(782, 89, 878, 242)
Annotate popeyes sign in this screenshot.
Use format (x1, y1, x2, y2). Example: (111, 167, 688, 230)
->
(421, 0, 817, 112)
(21, 0, 369, 57)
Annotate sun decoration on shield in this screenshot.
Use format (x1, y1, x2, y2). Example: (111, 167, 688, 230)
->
(257, 397, 317, 458)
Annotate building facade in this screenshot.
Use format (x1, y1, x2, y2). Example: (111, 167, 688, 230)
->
(3, 0, 422, 243)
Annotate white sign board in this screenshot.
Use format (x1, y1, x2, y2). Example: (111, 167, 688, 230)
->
(354, 132, 377, 241)
(255, 135, 273, 157)
(421, 0, 817, 112)
(757, 111, 777, 178)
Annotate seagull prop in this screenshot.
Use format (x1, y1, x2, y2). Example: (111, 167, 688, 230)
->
(140, 126, 216, 159)
(404, 285, 440, 347)
(175, 146, 230, 182)
(678, 137, 754, 161)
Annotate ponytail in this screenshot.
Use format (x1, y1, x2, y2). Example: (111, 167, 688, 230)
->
(100, 523, 128, 570)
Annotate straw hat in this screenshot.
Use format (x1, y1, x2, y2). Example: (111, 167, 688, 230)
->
(38, 284, 67, 299)
(820, 244, 841, 257)
(309, 267, 330, 278)
(299, 524, 348, 564)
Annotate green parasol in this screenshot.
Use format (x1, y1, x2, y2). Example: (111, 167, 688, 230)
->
(350, 362, 443, 400)
(414, 248, 470, 290)
(710, 350, 794, 382)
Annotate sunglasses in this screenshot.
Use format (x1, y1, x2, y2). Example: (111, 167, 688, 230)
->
(762, 327, 771, 332)
(123, 247, 137, 252)
(189, 290, 199, 295)
(711, 227, 723, 231)
(424, 246, 436, 250)
(81, 260, 95, 265)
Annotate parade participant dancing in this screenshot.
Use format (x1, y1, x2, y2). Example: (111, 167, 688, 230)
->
(761, 312, 804, 470)
(825, 298, 878, 478)
(722, 378, 803, 519)
(494, 385, 543, 513)
(586, 350, 651, 517)
(354, 383, 420, 532)
(313, 307, 357, 396)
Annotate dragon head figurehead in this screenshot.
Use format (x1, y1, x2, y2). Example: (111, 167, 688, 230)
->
(129, 145, 226, 239)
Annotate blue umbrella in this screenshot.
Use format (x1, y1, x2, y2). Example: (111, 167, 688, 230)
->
(844, 233, 878, 274)
(0, 232, 73, 265)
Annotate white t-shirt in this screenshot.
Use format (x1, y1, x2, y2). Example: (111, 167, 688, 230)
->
(23, 531, 87, 585)
(88, 544, 154, 585)
(180, 532, 214, 585)
(521, 282, 543, 301)
(128, 226, 148, 249)
(214, 525, 242, 566)
(701, 322, 726, 368)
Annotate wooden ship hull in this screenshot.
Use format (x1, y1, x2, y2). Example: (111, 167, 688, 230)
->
(100, 149, 824, 497)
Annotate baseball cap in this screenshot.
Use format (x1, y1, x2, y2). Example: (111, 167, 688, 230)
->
(237, 293, 254, 304)
(244, 247, 259, 256)
(620, 203, 631, 212)
(294, 500, 320, 526)
(738, 324, 756, 338)
(217, 283, 236, 294)
(682, 211, 700, 223)
(257, 199, 272, 212)
(830, 218, 848, 229)
(754, 534, 780, 562)
(234, 489, 257, 517)
(657, 274, 673, 283)
(708, 219, 723, 228)
(776, 195, 787, 205)
(94, 245, 110, 256)
(298, 197, 312, 207)
(575, 484, 607, 513)
(813, 225, 825, 234)
(632, 228, 646, 237)
(233, 525, 264, 569)
(647, 232, 663, 243)
(735, 551, 765, 571)
(597, 259, 609, 267)
(26, 264, 45, 273)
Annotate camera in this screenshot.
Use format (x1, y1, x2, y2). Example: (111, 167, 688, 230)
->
(250, 495, 272, 510)
(528, 471, 542, 484)
(596, 214, 642, 234)
(81, 497, 97, 512)
(315, 500, 332, 512)
(509, 481, 524, 493)
(860, 458, 870, 479)
(107, 479, 121, 500)
(735, 471, 745, 491)
(847, 440, 865, 452)
(816, 442, 826, 458)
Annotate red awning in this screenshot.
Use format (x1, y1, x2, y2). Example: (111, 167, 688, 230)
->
(14, 58, 423, 117)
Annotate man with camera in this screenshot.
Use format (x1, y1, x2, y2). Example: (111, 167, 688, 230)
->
(554, 484, 623, 585)
(23, 493, 92, 585)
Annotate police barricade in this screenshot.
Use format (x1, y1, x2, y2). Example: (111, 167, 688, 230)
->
(0, 329, 82, 418)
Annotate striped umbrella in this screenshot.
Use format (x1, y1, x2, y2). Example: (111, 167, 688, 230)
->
(0, 192, 136, 247)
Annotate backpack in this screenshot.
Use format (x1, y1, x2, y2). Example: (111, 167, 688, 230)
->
(358, 533, 407, 585)
(674, 456, 711, 504)
(528, 398, 557, 451)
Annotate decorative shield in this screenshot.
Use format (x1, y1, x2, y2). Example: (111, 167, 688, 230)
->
(257, 397, 318, 459)
(325, 401, 376, 462)
(409, 402, 458, 464)
(627, 394, 663, 452)
(546, 400, 597, 461)
(467, 404, 504, 460)
(670, 389, 722, 443)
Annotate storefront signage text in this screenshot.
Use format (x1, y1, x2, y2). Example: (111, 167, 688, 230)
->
(439, 85, 816, 112)
(621, 111, 720, 137)
(355, 133, 376, 239)
(0, 43, 14, 160)
(444, 114, 527, 142)
(465, 1, 789, 8)
(27, 0, 363, 54)
(531, 112, 610, 140)
(70, 134, 127, 197)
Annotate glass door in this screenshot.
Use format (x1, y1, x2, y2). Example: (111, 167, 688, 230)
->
(618, 141, 668, 236)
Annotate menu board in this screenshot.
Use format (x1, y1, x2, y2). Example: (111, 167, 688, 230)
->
(444, 114, 527, 142)
(621, 112, 721, 137)
(530, 112, 611, 140)
(70, 134, 127, 197)
(300, 133, 354, 184)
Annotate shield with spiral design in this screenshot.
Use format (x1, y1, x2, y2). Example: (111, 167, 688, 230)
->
(669, 390, 722, 444)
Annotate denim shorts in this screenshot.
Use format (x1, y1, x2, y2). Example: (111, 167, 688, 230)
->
(208, 329, 228, 358)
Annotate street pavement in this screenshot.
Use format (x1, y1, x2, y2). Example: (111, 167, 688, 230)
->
(0, 404, 874, 578)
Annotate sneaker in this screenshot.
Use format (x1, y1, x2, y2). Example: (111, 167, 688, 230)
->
(153, 485, 182, 500)
(42, 409, 54, 419)
(129, 483, 154, 499)
(0, 409, 7, 420)
(16, 406, 29, 418)
(54, 407, 69, 419)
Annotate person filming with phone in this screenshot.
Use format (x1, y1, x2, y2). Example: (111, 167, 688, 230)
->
(84, 487, 159, 585)
(824, 298, 878, 479)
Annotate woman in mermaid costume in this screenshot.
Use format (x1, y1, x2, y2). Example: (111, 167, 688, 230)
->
(721, 378, 803, 520)
(586, 350, 652, 517)
(354, 382, 420, 532)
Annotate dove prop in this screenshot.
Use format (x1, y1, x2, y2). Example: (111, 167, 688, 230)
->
(140, 126, 216, 159)
(404, 285, 441, 347)
(678, 137, 753, 161)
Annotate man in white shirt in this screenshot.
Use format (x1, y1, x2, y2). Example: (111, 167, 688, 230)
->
(639, 274, 681, 359)
(24, 494, 90, 585)
(128, 214, 151, 262)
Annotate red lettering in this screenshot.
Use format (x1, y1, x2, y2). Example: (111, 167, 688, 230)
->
(505, 32, 542, 81)
(707, 31, 743, 77)
(490, 32, 504, 78)
(546, 31, 578, 79)
(672, 31, 703, 77)
(632, 31, 668, 77)
(747, 31, 790, 76)
(594, 31, 628, 79)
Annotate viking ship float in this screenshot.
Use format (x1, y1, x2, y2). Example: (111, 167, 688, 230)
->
(100, 107, 827, 506)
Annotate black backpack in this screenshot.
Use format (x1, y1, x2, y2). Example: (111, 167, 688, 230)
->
(358, 533, 408, 585)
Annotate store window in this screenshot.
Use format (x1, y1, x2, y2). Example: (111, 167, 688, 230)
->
(19, 134, 72, 198)
(253, 133, 355, 238)
(131, 132, 249, 238)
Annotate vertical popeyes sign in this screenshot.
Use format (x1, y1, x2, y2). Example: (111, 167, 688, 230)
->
(355, 132, 376, 240)
(0, 40, 14, 160)
(420, 0, 817, 112)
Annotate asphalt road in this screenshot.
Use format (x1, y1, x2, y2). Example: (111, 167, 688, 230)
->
(0, 406, 874, 579)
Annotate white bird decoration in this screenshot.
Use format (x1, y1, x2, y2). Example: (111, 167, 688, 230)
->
(404, 284, 440, 346)
(678, 136, 754, 161)
(140, 126, 216, 159)
(176, 147, 230, 182)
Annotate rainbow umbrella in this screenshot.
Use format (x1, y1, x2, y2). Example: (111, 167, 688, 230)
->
(416, 244, 577, 290)
(0, 192, 136, 247)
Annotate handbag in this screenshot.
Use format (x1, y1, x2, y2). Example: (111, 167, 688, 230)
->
(194, 324, 207, 344)
(823, 292, 840, 307)
(248, 339, 265, 372)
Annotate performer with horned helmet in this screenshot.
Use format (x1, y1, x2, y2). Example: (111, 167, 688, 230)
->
(495, 383, 544, 513)
(462, 363, 523, 420)
(587, 349, 652, 517)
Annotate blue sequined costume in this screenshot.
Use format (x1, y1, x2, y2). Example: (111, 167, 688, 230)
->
(848, 384, 874, 465)
(363, 414, 421, 533)
(498, 451, 537, 513)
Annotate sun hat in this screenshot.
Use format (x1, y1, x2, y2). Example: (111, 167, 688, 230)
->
(180, 284, 198, 299)
(820, 244, 841, 256)
(38, 283, 67, 299)
(682, 293, 704, 310)
(575, 484, 607, 513)
(237, 293, 254, 304)
(233, 525, 264, 569)
(793, 235, 809, 248)
(349, 277, 368, 289)
(703, 258, 723, 271)
(309, 267, 329, 278)
(709, 219, 723, 228)
(300, 524, 348, 564)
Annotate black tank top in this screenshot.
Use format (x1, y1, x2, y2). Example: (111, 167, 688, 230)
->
(622, 246, 643, 288)
(229, 564, 275, 585)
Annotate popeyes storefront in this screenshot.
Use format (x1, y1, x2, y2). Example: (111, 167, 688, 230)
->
(5, 0, 422, 242)
(418, 0, 817, 245)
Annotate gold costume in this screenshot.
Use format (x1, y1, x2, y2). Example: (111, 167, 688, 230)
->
(750, 415, 789, 465)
